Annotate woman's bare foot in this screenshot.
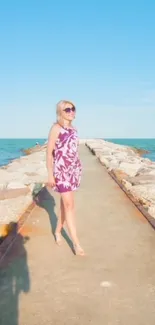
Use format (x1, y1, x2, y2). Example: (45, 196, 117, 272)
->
(55, 232, 62, 246)
(74, 244, 85, 256)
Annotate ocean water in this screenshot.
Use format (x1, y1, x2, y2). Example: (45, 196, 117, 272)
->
(0, 139, 46, 167)
(105, 138, 155, 161)
(0, 138, 155, 167)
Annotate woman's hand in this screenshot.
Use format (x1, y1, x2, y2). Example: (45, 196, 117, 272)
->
(47, 175, 56, 188)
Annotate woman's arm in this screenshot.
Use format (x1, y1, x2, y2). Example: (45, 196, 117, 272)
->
(46, 123, 60, 185)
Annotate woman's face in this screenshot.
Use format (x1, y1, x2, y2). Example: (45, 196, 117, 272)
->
(61, 103, 76, 122)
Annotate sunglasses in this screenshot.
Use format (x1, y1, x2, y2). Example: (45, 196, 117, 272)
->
(63, 106, 76, 113)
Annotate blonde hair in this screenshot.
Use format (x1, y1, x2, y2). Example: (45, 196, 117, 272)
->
(56, 100, 75, 124)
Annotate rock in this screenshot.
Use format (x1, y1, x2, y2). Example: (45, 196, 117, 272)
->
(111, 152, 129, 161)
(23, 173, 47, 185)
(131, 147, 149, 156)
(25, 172, 38, 176)
(0, 187, 30, 200)
(0, 142, 47, 226)
(22, 143, 47, 155)
(99, 155, 119, 170)
(0, 195, 32, 224)
(0, 169, 11, 185)
(148, 205, 155, 219)
(140, 158, 153, 164)
(119, 162, 142, 177)
(22, 151, 46, 163)
(122, 180, 132, 191)
(6, 161, 22, 172)
(95, 148, 114, 157)
(128, 175, 155, 186)
(86, 139, 155, 212)
(7, 181, 27, 189)
(103, 141, 127, 151)
(137, 163, 155, 175)
(7, 171, 28, 182)
(91, 148, 104, 156)
(137, 168, 153, 176)
(100, 155, 113, 162)
(108, 159, 120, 171)
(0, 184, 7, 190)
(148, 169, 155, 176)
(130, 184, 155, 205)
(111, 169, 129, 182)
(36, 166, 47, 174)
(86, 140, 106, 152)
(98, 156, 110, 168)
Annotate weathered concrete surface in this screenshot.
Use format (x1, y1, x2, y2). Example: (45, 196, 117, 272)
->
(1, 144, 155, 325)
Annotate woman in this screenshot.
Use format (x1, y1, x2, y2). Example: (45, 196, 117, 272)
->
(46, 100, 85, 256)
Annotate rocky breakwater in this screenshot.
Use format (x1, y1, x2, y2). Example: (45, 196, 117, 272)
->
(0, 144, 47, 238)
(85, 139, 155, 222)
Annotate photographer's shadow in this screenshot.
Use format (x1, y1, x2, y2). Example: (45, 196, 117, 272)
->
(0, 223, 30, 325)
(33, 186, 74, 252)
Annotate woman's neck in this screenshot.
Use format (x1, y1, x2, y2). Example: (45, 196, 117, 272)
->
(62, 120, 72, 128)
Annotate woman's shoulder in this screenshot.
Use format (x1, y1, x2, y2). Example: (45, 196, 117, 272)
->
(52, 122, 62, 130)
(50, 123, 62, 133)
(48, 123, 62, 139)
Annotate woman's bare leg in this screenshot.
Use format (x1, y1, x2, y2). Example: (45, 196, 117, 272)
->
(55, 198, 65, 245)
(56, 198, 65, 233)
(61, 191, 85, 255)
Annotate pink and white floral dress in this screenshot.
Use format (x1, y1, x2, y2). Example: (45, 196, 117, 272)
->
(52, 126, 82, 193)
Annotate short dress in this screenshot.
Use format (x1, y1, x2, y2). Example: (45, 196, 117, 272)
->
(52, 126, 82, 193)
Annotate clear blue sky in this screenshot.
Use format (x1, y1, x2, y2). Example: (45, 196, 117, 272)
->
(0, 0, 155, 138)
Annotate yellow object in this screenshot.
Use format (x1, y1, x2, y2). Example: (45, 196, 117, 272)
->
(0, 224, 12, 238)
